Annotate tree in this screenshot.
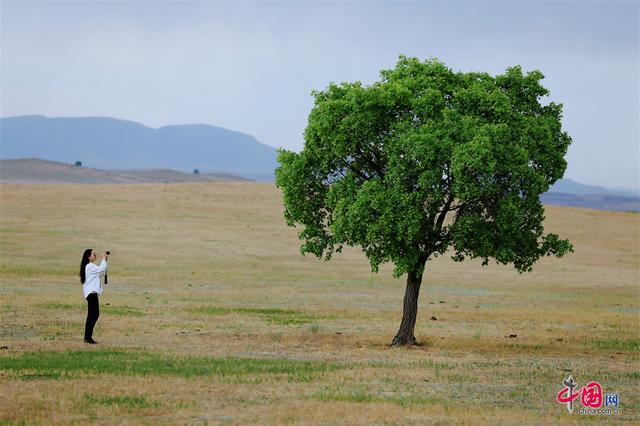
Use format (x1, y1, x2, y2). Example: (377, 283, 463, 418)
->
(275, 56, 574, 346)
(193, 168, 200, 175)
(74, 161, 82, 167)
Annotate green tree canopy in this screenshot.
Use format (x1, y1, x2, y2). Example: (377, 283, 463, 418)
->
(275, 56, 573, 345)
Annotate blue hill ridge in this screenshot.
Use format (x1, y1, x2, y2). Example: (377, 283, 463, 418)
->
(0, 115, 278, 181)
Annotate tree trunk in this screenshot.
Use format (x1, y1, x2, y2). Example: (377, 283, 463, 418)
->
(391, 270, 423, 346)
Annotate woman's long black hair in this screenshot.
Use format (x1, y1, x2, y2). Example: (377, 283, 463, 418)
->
(80, 248, 92, 284)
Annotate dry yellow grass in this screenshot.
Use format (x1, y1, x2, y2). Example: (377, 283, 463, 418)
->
(0, 182, 638, 424)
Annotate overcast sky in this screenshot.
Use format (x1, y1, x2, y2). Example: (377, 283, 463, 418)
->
(1, 0, 638, 190)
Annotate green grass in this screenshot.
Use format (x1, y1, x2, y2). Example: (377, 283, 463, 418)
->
(0, 264, 71, 278)
(588, 337, 639, 352)
(313, 385, 437, 406)
(500, 342, 547, 351)
(38, 303, 75, 310)
(38, 303, 145, 316)
(0, 349, 346, 382)
(44, 320, 82, 329)
(625, 371, 640, 380)
(103, 305, 145, 316)
(83, 394, 161, 409)
(0, 419, 29, 426)
(190, 306, 328, 325)
(416, 359, 456, 372)
(446, 373, 480, 384)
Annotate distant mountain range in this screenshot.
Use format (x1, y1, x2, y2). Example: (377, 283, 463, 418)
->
(1, 115, 638, 211)
(0, 115, 278, 181)
(540, 191, 639, 212)
(548, 178, 639, 198)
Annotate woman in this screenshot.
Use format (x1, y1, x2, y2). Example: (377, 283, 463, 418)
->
(79, 248, 108, 344)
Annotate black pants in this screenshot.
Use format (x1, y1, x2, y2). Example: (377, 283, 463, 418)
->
(84, 292, 100, 340)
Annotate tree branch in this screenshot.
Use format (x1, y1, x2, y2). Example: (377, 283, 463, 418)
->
(435, 192, 454, 233)
(434, 169, 454, 233)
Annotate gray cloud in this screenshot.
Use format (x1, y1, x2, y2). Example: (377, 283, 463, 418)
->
(1, 1, 637, 189)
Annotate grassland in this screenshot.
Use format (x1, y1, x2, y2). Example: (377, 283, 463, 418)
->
(0, 182, 638, 424)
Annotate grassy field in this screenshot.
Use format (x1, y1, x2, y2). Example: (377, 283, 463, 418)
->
(0, 182, 638, 425)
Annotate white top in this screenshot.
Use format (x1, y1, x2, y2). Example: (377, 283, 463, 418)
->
(83, 260, 107, 298)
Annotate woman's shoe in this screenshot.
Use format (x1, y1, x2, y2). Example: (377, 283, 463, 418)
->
(83, 338, 97, 344)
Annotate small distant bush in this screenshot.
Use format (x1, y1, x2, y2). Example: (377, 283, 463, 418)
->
(193, 169, 199, 175)
(74, 161, 82, 167)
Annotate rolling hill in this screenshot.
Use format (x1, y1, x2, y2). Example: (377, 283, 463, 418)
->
(0, 158, 249, 184)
